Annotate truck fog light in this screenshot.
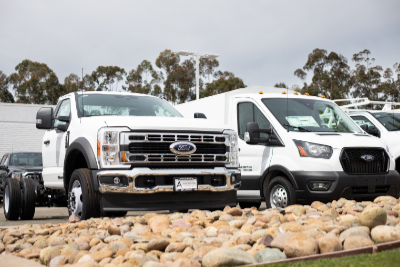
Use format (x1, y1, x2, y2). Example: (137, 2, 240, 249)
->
(232, 175, 236, 182)
(308, 181, 331, 191)
(113, 177, 120, 184)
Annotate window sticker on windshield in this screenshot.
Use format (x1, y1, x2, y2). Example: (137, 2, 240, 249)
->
(285, 116, 320, 127)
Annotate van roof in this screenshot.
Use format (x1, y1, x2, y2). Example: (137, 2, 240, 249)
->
(206, 86, 330, 101)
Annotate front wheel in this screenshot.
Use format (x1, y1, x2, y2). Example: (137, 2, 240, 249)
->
(68, 169, 101, 220)
(4, 179, 21, 220)
(265, 176, 296, 209)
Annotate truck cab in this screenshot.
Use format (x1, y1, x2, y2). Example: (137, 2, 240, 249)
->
(177, 87, 400, 209)
(36, 91, 241, 220)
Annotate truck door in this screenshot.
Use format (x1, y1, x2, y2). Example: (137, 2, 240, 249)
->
(234, 100, 273, 201)
(42, 98, 70, 186)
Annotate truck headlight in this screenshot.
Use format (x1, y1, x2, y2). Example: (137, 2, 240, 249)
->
(98, 127, 130, 168)
(293, 140, 333, 159)
(224, 129, 239, 168)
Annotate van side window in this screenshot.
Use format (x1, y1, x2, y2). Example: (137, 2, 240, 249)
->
(237, 102, 270, 140)
(351, 115, 377, 129)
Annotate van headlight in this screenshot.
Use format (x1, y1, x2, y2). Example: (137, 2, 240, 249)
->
(293, 140, 333, 159)
(98, 127, 130, 168)
(224, 130, 239, 168)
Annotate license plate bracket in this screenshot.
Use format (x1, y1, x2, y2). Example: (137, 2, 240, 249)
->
(174, 177, 198, 192)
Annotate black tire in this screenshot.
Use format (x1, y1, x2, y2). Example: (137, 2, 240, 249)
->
(20, 178, 36, 220)
(3, 179, 21, 220)
(68, 168, 101, 220)
(238, 202, 261, 209)
(265, 176, 296, 209)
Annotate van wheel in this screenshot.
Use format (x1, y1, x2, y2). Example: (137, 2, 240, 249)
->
(238, 202, 261, 209)
(265, 176, 296, 209)
(68, 169, 101, 220)
(20, 178, 36, 220)
(3, 179, 21, 220)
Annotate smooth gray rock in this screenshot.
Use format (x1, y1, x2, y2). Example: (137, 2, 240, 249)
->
(254, 248, 287, 263)
(202, 247, 256, 267)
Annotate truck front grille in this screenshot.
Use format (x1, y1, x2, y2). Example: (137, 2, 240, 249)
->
(340, 148, 389, 174)
(120, 132, 229, 164)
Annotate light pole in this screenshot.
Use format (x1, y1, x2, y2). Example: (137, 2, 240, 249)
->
(174, 51, 219, 100)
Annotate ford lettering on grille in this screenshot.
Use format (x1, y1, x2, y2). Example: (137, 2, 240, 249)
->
(361, 155, 375, 162)
(170, 141, 197, 155)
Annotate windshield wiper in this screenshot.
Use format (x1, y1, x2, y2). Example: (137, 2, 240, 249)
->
(282, 123, 312, 132)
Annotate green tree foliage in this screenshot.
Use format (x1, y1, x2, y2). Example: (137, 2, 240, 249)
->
(381, 63, 400, 102)
(350, 49, 383, 100)
(274, 82, 288, 89)
(5, 50, 245, 104)
(202, 74, 245, 98)
(0, 71, 14, 103)
(8, 60, 57, 104)
(124, 60, 162, 95)
(91, 66, 126, 91)
(43, 72, 63, 105)
(294, 48, 351, 99)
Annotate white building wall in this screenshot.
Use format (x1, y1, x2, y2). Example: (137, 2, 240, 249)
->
(0, 103, 56, 159)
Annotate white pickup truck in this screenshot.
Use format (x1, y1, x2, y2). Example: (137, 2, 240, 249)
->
(30, 91, 240, 220)
(177, 87, 400, 209)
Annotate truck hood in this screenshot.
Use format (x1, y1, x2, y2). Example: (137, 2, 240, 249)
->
(9, 166, 43, 173)
(288, 132, 386, 149)
(98, 116, 229, 132)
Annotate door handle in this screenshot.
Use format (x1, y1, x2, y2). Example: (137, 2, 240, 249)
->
(44, 140, 50, 145)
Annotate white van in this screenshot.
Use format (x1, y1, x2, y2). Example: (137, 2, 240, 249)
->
(334, 98, 400, 174)
(177, 87, 400, 209)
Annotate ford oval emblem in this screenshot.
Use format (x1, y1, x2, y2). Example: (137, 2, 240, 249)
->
(170, 141, 197, 155)
(361, 155, 375, 162)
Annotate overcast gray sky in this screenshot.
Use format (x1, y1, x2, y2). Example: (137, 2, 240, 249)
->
(1, 0, 399, 89)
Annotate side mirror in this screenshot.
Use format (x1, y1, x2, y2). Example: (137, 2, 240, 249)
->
(360, 124, 368, 132)
(36, 107, 53, 129)
(194, 113, 207, 119)
(245, 122, 284, 146)
(245, 122, 260, 144)
(369, 128, 380, 138)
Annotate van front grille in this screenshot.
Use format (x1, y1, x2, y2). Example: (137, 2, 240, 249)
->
(340, 148, 388, 174)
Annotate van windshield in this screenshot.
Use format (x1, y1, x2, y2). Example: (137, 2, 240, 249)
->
(372, 112, 400, 131)
(262, 98, 362, 133)
(76, 94, 182, 118)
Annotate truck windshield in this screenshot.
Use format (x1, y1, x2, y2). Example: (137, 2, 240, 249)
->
(262, 98, 362, 133)
(10, 153, 42, 166)
(372, 112, 400, 131)
(76, 94, 182, 117)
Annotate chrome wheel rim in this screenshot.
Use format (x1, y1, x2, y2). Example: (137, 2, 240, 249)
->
(68, 180, 83, 220)
(270, 184, 288, 208)
(4, 185, 9, 213)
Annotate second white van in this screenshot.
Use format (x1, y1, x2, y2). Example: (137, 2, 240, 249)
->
(177, 87, 400, 208)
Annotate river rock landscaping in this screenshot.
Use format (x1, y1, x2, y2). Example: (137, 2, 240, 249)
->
(1, 196, 400, 267)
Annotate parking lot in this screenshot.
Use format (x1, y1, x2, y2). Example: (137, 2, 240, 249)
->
(0, 202, 267, 227)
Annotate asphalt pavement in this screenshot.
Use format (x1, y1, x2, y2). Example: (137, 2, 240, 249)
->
(0, 203, 266, 227)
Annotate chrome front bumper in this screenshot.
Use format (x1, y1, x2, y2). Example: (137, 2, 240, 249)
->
(97, 167, 241, 194)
